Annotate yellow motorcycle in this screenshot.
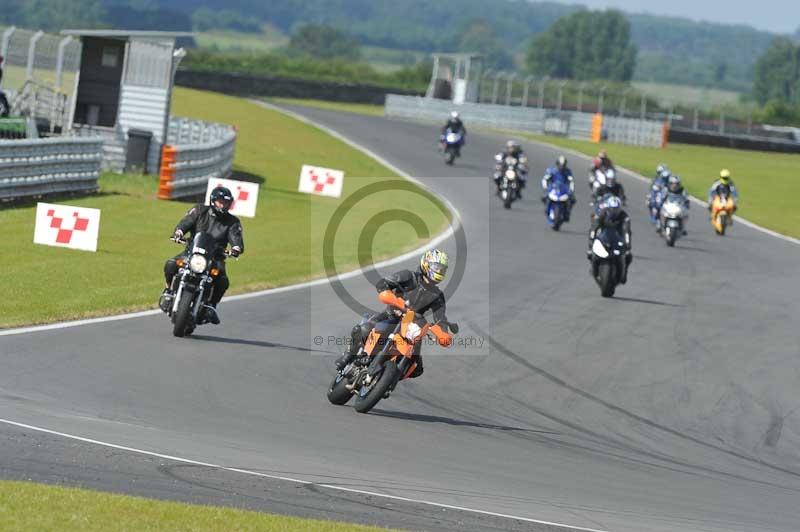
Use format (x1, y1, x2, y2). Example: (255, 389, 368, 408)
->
(710, 193, 735, 235)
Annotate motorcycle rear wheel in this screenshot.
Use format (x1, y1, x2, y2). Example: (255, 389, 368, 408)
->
(353, 360, 399, 414)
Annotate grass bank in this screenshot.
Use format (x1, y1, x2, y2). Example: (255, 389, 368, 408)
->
(1, 87, 449, 327)
(512, 134, 800, 239)
(268, 98, 385, 116)
(0, 480, 391, 531)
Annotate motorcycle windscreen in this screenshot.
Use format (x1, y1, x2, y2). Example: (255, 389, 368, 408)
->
(190, 232, 219, 258)
(597, 227, 626, 252)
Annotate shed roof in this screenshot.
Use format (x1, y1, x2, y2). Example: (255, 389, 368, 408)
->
(61, 29, 194, 40)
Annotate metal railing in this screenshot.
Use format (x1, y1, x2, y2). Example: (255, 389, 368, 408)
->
(0, 136, 103, 200)
(385, 94, 666, 148)
(158, 119, 237, 200)
(1, 26, 81, 133)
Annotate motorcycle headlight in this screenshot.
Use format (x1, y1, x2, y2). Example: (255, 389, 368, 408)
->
(189, 253, 208, 274)
(663, 203, 682, 217)
(505, 169, 517, 179)
(446, 133, 459, 143)
(592, 239, 609, 258)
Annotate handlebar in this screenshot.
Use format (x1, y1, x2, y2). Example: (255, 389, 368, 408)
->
(169, 237, 239, 260)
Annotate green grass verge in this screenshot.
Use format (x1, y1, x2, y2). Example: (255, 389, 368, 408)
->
(1, 87, 449, 328)
(516, 133, 800, 239)
(268, 98, 384, 116)
(0, 480, 391, 531)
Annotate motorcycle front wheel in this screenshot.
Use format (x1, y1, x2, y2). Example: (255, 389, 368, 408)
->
(172, 294, 194, 337)
(717, 213, 727, 235)
(665, 227, 676, 247)
(353, 360, 399, 414)
(597, 262, 616, 298)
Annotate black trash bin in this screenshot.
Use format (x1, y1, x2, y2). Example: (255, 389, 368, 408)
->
(125, 128, 153, 174)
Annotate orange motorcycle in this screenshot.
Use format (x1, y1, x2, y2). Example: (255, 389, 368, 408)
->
(327, 290, 457, 414)
(710, 193, 735, 235)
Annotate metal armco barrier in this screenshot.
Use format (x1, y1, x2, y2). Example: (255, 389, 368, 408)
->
(158, 123, 237, 200)
(0, 136, 102, 200)
(601, 115, 668, 148)
(385, 94, 667, 148)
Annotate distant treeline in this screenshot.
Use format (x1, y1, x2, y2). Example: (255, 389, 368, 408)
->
(181, 49, 432, 92)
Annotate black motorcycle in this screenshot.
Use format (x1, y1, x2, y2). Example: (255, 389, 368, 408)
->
(498, 156, 523, 209)
(590, 226, 628, 298)
(164, 232, 232, 337)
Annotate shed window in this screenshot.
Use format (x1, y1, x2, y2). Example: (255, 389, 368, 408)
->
(101, 47, 119, 68)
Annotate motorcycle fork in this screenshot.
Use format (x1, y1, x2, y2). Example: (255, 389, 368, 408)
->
(172, 279, 186, 315)
(192, 284, 206, 321)
(367, 324, 401, 379)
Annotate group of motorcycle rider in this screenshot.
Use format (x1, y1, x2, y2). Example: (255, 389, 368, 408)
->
(154, 111, 741, 384)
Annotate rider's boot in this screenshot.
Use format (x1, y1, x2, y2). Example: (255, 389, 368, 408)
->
(201, 304, 220, 325)
(159, 289, 174, 313)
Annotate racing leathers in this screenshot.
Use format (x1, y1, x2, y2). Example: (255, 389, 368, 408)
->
(593, 181, 626, 205)
(707, 179, 738, 209)
(336, 269, 448, 378)
(441, 118, 466, 137)
(163, 204, 244, 310)
(494, 150, 529, 196)
(588, 198, 632, 282)
(541, 165, 576, 220)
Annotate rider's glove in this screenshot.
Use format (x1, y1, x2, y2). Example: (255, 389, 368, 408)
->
(172, 229, 184, 240)
(230, 246, 241, 258)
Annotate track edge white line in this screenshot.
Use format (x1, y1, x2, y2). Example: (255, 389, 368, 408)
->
(0, 417, 608, 532)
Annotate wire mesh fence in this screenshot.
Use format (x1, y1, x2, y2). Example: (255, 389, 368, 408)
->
(473, 71, 799, 144)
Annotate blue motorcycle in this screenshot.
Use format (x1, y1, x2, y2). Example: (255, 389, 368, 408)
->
(545, 180, 572, 231)
(440, 128, 464, 165)
(647, 183, 665, 225)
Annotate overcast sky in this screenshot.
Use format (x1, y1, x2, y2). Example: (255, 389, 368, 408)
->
(554, 0, 798, 34)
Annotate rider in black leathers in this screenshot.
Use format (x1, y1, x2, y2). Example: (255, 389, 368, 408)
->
(587, 194, 632, 283)
(159, 186, 244, 324)
(592, 167, 626, 205)
(335, 249, 452, 379)
(493, 140, 529, 197)
(441, 111, 466, 137)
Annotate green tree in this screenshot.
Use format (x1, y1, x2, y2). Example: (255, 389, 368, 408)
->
(288, 24, 361, 61)
(21, 0, 105, 31)
(457, 20, 513, 70)
(752, 38, 800, 106)
(526, 9, 637, 81)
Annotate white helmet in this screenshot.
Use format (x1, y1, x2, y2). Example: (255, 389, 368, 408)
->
(450, 111, 459, 120)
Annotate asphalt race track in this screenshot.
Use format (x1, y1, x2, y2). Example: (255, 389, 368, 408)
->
(2, 104, 800, 532)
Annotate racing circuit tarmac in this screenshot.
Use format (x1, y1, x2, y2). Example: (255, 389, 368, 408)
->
(2, 104, 800, 532)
